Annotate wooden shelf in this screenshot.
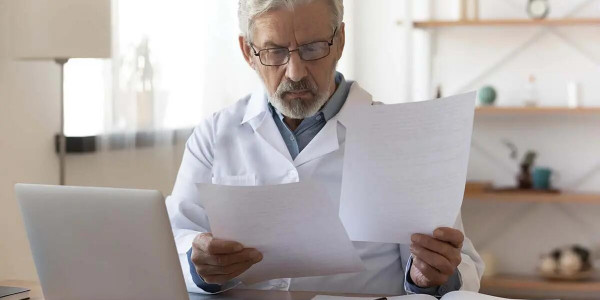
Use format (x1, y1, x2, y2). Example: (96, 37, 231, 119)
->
(464, 187, 600, 204)
(475, 106, 600, 116)
(481, 274, 600, 294)
(405, 18, 600, 28)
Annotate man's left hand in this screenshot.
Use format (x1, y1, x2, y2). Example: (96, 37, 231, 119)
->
(409, 227, 464, 288)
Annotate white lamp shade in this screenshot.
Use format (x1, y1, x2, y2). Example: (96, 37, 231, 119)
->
(12, 0, 112, 59)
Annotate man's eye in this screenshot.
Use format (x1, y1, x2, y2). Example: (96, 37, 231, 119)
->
(269, 48, 288, 56)
(302, 44, 319, 52)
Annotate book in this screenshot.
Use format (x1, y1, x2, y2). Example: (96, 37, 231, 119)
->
(313, 291, 527, 300)
(0, 286, 30, 300)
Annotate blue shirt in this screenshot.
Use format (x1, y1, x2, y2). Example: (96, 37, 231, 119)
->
(187, 72, 462, 296)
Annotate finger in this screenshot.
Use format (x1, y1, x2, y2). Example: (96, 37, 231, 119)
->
(410, 244, 455, 275)
(201, 261, 257, 285)
(412, 257, 446, 286)
(193, 233, 244, 255)
(411, 233, 461, 264)
(197, 248, 262, 266)
(433, 227, 464, 249)
(196, 259, 256, 276)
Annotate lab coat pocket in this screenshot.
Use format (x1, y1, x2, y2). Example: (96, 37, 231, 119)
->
(211, 174, 256, 186)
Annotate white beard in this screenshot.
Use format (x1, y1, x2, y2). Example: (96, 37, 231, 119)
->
(270, 89, 330, 119)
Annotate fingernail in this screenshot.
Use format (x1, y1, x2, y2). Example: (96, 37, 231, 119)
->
(251, 251, 262, 261)
(411, 235, 418, 243)
(434, 229, 443, 237)
(234, 244, 243, 252)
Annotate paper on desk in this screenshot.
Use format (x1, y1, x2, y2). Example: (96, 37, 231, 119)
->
(339, 92, 476, 244)
(198, 181, 365, 285)
(312, 291, 524, 300)
(312, 295, 434, 300)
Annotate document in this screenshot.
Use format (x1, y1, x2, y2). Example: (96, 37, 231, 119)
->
(312, 291, 524, 300)
(339, 92, 476, 244)
(198, 181, 365, 284)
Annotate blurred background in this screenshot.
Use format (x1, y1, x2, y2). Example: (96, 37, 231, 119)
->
(1, 0, 599, 299)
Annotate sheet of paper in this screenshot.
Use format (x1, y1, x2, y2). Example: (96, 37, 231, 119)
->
(339, 92, 476, 244)
(443, 291, 536, 300)
(198, 181, 365, 285)
(312, 295, 434, 300)
(312, 291, 526, 300)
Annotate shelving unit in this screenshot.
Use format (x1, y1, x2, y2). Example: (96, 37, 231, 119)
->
(398, 3, 600, 298)
(403, 18, 600, 28)
(475, 106, 600, 116)
(464, 188, 600, 204)
(480, 275, 600, 299)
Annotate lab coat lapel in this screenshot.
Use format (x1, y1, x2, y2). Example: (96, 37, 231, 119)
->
(293, 82, 373, 167)
(241, 87, 294, 163)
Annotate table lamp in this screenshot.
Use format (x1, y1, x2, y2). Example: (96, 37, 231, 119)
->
(12, 0, 112, 185)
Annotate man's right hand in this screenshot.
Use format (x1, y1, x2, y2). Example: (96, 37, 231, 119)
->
(190, 233, 263, 285)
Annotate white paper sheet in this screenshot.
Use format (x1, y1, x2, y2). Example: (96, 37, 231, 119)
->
(312, 291, 525, 300)
(339, 92, 476, 244)
(312, 295, 434, 300)
(198, 181, 365, 285)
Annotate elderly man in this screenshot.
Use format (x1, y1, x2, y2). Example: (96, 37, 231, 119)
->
(166, 0, 484, 296)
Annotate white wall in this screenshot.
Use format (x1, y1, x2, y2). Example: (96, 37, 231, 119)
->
(0, 0, 60, 281)
(347, 0, 409, 103)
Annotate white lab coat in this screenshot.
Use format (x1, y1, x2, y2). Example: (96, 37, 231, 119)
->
(166, 82, 484, 295)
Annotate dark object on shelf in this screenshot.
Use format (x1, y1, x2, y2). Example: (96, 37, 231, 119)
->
(502, 140, 538, 189)
(518, 151, 537, 189)
(518, 163, 533, 189)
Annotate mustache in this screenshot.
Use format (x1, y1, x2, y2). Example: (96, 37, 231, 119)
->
(275, 78, 317, 96)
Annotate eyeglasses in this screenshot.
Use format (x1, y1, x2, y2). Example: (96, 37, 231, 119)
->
(250, 27, 337, 66)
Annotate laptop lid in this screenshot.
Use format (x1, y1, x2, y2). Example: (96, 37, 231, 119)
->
(15, 184, 189, 300)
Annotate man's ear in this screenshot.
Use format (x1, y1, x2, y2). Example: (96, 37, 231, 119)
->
(335, 22, 346, 61)
(239, 35, 255, 69)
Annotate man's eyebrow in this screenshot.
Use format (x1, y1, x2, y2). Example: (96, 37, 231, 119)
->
(261, 41, 287, 48)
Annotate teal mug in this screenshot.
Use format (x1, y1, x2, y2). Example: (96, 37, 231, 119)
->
(532, 167, 553, 190)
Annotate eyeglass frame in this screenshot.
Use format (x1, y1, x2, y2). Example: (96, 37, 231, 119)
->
(249, 27, 338, 66)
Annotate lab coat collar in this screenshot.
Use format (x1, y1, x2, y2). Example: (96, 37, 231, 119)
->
(294, 82, 373, 167)
(239, 81, 373, 166)
(241, 85, 269, 130)
(335, 82, 373, 127)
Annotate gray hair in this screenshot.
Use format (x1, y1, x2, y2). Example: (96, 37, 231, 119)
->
(238, 0, 343, 42)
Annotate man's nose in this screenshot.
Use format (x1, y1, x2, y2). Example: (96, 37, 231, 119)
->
(285, 51, 308, 82)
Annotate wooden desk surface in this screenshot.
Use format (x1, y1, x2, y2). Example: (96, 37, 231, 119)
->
(0, 280, 384, 300)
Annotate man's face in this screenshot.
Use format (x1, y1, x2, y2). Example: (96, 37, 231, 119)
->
(239, 0, 345, 119)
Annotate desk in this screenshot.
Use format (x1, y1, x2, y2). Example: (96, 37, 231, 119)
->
(0, 280, 385, 300)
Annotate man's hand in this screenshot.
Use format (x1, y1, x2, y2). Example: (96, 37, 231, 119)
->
(409, 227, 463, 288)
(190, 233, 263, 285)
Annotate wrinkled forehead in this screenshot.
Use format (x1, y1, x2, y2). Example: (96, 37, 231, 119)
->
(251, 1, 333, 48)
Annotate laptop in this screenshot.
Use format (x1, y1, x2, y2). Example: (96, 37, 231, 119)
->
(15, 184, 190, 300)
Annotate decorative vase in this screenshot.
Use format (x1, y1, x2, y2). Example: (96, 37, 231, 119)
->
(478, 86, 497, 106)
